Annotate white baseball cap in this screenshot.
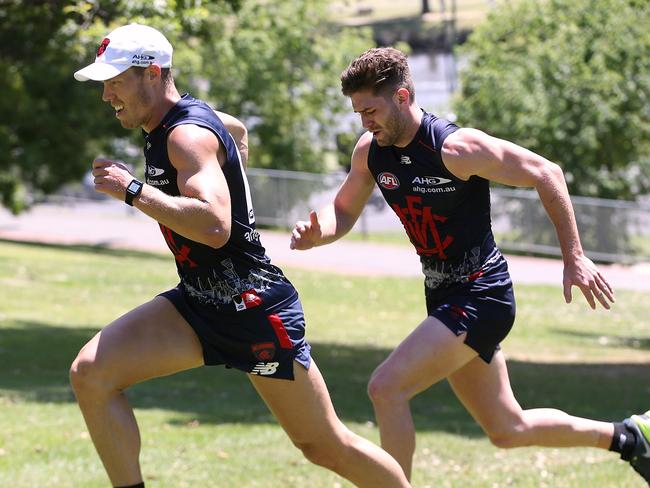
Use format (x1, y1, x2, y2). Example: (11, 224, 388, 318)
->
(74, 23, 173, 82)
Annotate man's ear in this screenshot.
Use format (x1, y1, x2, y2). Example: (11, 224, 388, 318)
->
(146, 64, 162, 81)
(396, 87, 410, 106)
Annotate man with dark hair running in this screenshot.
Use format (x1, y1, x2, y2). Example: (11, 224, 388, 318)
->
(72, 25, 410, 488)
(291, 46, 649, 484)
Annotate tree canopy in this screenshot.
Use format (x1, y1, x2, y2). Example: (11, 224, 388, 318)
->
(191, 1, 371, 172)
(454, 0, 650, 199)
(0, 0, 372, 212)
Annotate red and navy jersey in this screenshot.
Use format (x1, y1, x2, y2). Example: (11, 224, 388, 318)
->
(368, 111, 500, 291)
(143, 93, 297, 313)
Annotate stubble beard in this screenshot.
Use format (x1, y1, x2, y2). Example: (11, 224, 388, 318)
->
(120, 82, 152, 130)
(376, 106, 407, 147)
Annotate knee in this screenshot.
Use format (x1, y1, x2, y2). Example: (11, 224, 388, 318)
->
(485, 422, 530, 449)
(367, 366, 405, 406)
(69, 350, 112, 399)
(293, 438, 346, 471)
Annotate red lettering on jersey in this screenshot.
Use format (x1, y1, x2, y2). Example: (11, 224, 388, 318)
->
(391, 195, 454, 259)
(159, 224, 198, 268)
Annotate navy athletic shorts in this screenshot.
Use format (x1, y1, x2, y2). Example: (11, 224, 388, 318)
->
(159, 285, 311, 380)
(425, 252, 516, 363)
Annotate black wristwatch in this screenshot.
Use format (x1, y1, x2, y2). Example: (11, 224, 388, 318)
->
(125, 179, 144, 206)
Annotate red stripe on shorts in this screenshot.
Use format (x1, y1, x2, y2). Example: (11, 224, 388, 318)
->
(267, 314, 293, 349)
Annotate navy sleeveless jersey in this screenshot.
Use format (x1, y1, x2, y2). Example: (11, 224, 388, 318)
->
(143, 93, 297, 313)
(368, 112, 498, 291)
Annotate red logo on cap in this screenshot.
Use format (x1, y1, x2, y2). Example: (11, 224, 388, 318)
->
(97, 38, 110, 57)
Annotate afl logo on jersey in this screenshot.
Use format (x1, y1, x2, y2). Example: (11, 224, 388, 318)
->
(378, 172, 400, 190)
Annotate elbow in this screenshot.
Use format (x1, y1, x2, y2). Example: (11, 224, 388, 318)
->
(234, 124, 248, 147)
(202, 218, 231, 248)
(546, 161, 567, 188)
(532, 161, 565, 190)
(205, 227, 231, 249)
(548, 161, 564, 179)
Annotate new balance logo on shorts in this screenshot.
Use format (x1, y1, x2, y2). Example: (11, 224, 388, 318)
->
(250, 362, 280, 376)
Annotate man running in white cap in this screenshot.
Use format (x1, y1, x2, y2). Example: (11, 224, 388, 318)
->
(72, 23, 411, 488)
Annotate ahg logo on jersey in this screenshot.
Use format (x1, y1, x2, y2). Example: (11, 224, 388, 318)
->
(146, 164, 170, 186)
(412, 175, 456, 194)
(378, 172, 400, 190)
(147, 165, 165, 177)
(412, 176, 452, 186)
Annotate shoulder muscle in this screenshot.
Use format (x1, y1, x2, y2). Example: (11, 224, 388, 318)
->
(167, 124, 221, 172)
(350, 131, 373, 172)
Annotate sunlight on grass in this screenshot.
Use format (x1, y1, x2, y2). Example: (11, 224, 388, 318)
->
(2, 241, 648, 487)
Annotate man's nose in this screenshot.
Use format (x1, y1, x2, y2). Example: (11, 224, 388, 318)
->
(101, 84, 112, 102)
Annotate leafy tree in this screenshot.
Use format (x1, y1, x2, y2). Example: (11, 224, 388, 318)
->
(191, 1, 372, 172)
(0, 0, 371, 212)
(454, 0, 650, 199)
(0, 0, 235, 212)
(0, 0, 120, 212)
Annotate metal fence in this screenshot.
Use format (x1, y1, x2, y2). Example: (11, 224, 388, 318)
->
(247, 168, 650, 264)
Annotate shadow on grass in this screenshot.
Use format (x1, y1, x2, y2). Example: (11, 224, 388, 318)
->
(1, 321, 648, 439)
(552, 328, 650, 351)
(0, 238, 168, 261)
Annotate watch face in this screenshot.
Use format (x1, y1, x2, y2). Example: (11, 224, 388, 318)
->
(128, 181, 140, 192)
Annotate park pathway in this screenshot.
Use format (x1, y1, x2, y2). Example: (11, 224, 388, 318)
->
(1, 200, 649, 291)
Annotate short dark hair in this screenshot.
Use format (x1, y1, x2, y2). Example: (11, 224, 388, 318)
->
(340, 47, 415, 100)
(131, 66, 173, 86)
(160, 67, 173, 85)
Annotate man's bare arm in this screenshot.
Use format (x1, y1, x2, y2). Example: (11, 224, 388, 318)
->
(291, 131, 376, 250)
(216, 110, 249, 169)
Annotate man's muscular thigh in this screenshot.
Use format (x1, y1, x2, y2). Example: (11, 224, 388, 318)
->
(72, 296, 204, 390)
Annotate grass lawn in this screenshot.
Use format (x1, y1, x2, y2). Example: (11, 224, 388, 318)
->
(1, 240, 648, 487)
